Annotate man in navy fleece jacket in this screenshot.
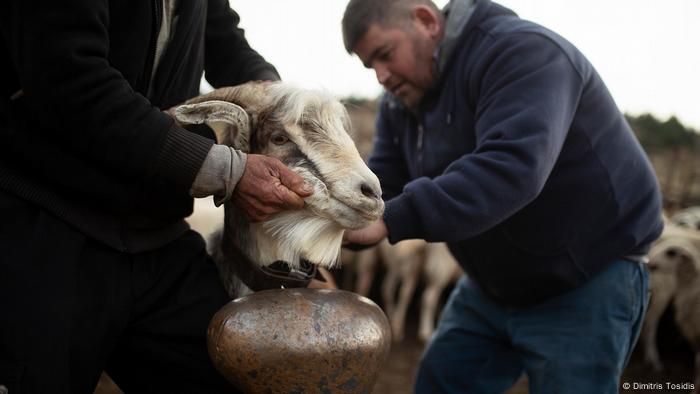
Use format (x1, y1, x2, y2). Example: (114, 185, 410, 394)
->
(342, 0, 663, 392)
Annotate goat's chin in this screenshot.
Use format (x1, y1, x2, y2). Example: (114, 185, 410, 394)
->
(258, 210, 344, 268)
(318, 199, 383, 230)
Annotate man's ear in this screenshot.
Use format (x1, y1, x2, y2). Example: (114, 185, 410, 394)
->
(172, 100, 251, 152)
(412, 5, 442, 39)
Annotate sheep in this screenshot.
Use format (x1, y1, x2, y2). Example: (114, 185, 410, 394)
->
(671, 206, 700, 231)
(641, 222, 700, 380)
(171, 82, 384, 298)
(671, 240, 700, 394)
(378, 239, 427, 342)
(340, 246, 380, 297)
(343, 240, 462, 343)
(418, 243, 463, 342)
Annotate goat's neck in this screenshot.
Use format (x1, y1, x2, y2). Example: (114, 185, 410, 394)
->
(222, 207, 344, 269)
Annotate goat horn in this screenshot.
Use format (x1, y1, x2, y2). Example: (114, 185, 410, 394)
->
(172, 100, 250, 150)
(169, 82, 269, 150)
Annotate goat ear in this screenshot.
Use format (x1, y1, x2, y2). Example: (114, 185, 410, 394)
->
(172, 100, 251, 151)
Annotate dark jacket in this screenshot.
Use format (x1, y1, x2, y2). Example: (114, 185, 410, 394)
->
(372, 0, 663, 306)
(0, 0, 278, 252)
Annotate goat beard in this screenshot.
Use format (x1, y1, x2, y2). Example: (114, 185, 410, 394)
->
(257, 211, 345, 269)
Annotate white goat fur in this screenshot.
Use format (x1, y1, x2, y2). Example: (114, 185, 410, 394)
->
(253, 85, 378, 268)
(175, 82, 383, 297)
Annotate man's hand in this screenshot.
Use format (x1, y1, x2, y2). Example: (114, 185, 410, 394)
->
(343, 219, 388, 246)
(234, 154, 313, 222)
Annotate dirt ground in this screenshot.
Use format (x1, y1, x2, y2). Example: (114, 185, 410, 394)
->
(373, 297, 695, 394)
(94, 341, 693, 394)
(94, 266, 695, 394)
(95, 305, 695, 394)
(372, 337, 694, 394)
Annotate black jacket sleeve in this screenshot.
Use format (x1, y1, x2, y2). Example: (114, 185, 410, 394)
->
(0, 0, 213, 188)
(204, 0, 280, 87)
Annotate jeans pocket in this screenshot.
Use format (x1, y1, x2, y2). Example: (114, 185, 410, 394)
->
(624, 260, 648, 324)
(602, 259, 639, 324)
(0, 364, 25, 394)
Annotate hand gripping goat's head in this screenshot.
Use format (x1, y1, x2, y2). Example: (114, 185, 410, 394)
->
(171, 82, 384, 267)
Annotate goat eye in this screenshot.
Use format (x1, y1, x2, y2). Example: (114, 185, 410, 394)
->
(271, 134, 289, 145)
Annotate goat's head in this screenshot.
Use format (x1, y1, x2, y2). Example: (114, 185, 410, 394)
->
(171, 82, 384, 267)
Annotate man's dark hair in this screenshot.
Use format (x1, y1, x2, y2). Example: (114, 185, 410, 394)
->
(342, 0, 440, 54)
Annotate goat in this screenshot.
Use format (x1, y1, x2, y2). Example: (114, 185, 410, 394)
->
(641, 222, 700, 378)
(186, 197, 338, 290)
(171, 82, 384, 298)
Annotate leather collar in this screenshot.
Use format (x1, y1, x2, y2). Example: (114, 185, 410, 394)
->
(221, 238, 318, 292)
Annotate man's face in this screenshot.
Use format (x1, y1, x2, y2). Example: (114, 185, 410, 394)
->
(353, 22, 437, 108)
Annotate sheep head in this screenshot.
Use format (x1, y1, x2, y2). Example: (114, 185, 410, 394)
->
(648, 237, 700, 294)
(171, 82, 384, 267)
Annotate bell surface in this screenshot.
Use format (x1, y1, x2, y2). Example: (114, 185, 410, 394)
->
(208, 288, 391, 393)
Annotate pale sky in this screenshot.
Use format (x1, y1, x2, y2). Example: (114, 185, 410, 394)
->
(227, 0, 700, 129)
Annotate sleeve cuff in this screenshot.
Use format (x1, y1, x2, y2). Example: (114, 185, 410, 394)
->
(383, 192, 425, 244)
(153, 124, 216, 188)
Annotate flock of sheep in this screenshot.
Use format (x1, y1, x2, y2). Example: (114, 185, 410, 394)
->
(641, 207, 700, 392)
(340, 240, 462, 343)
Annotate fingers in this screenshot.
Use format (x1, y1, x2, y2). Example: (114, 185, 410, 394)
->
(275, 160, 314, 198)
(342, 220, 388, 245)
(234, 197, 274, 222)
(233, 154, 311, 221)
(273, 184, 306, 210)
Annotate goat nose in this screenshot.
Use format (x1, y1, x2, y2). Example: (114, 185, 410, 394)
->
(360, 183, 380, 200)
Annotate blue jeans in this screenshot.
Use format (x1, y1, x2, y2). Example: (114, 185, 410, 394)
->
(415, 259, 649, 394)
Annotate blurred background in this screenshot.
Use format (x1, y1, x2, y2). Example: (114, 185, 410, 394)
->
(97, 1, 700, 393)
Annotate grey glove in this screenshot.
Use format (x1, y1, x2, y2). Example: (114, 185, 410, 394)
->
(190, 144, 247, 206)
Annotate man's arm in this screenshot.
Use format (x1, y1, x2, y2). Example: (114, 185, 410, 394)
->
(383, 33, 584, 244)
(204, 0, 280, 86)
(342, 96, 409, 245)
(0, 0, 213, 189)
(195, 2, 315, 218)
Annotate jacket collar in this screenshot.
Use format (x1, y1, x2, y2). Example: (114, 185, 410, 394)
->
(435, 0, 478, 78)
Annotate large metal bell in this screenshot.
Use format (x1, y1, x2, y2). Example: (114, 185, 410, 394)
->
(207, 288, 391, 393)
